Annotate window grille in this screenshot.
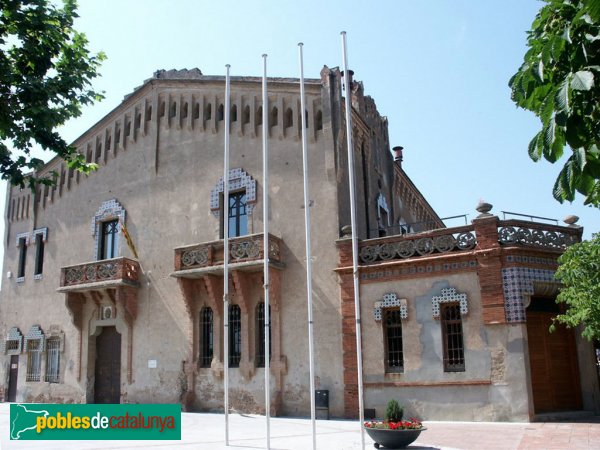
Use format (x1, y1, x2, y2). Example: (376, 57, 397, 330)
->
(6, 340, 20, 352)
(385, 309, 404, 372)
(256, 302, 271, 367)
(45, 338, 61, 383)
(199, 307, 213, 368)
(441, 303, 465, 372)
(26, 340, 41, 382)
(99, 219, 119, 260)
(229, 305, 241, 367)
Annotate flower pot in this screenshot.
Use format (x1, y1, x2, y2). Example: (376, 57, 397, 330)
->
(364, 426, 426, 449)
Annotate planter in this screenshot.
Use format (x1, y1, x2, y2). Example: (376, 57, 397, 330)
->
(364, 426, 426, 449)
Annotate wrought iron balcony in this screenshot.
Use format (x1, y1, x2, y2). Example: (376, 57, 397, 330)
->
(173, 233, 283, 277)
(58, 257, 140, 291)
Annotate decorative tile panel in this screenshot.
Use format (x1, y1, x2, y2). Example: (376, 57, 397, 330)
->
(502, 267, 557, 323)
(432, 287, 468, 319)
(24, 325, 45, 352)
(16, 232, 30, 247)
(3, 327, 23, 354)
(373, 293, 408, 321)
(210, 168, 257, 217)
(33, 227, 48, 243)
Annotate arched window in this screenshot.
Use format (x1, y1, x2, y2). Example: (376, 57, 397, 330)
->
(243, 105, 250, 125)
(284, 108, 293, 128)
(256, 106, 263, 126)
(146, 105, 152, 121)
(182, 102, 188, 119)
(315, 110, 323, 131)
(256, 302, 271, 367)
(270, 106, 278, 127)
(170, 101, 177, 118)
(218, 104, 224, 121)
(205, 103, 212, 121)
(384, 309, 403, 373)
(199, 307, 213, 368)
(158, 101, 165, 117)
(229, 305, 241, 367)
(231, 104, 237, 122)
(135, 112, 141, 129)
(193, 103, 200, 120)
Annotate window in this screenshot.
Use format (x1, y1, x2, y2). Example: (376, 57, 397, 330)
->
(199, 307, 213, 368)
(6, 339, 20, 352)
(441, 303, 465, 372)
(45, 338, 61, 383)
(26, 340, 41, 382)
(229, 305, 241, 367)
(224, 191, 248, 238)
(34, 233, 44, 276)
(17, 237, 27, 279)
(256, 302, 271, 368)
(385, 309, 404, 373)
(99, 219, 119, 260)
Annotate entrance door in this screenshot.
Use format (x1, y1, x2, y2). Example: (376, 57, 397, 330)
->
(7, 355, 19, 402)
(527, 297, 582, 413)
(94, 326, 121, 404)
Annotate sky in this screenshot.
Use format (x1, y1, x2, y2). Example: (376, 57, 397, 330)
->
(2, 0, 599, 261)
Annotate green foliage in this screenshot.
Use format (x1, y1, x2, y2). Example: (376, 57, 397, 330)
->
(553, 232, 600, 340)
(384, 399, 403, 423)
(0, 0, 105, 188)
(509, 0, 600, 206)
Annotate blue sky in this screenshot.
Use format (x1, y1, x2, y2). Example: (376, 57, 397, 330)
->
(2, 0, 598, 259)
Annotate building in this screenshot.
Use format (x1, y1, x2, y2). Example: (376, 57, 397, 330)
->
(1, 67, 598, 421)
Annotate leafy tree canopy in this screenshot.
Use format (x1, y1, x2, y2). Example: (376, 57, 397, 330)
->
(0, 0, 104, 188)
(553, 233, 600, 340)
(509, 0, 600, 207)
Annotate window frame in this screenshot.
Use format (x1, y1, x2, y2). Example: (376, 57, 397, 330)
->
(17, 237, 27, 280)
(229, 304, 241, 367)
(199, 307, 214, 368)
(221, 190, 248, 238)
(26, 339, 42, 382)
(256, 302, 271, 368)
(34, 233, 45, 277)
(99, 219, 119, 260)
(45, 337, 61, 383)
(441, 302, 466, 372)
(384, 308, 404, 373)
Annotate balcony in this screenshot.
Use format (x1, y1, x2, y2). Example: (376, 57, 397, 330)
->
(172, 233, 284, 278)
(58, 257, 141, 292)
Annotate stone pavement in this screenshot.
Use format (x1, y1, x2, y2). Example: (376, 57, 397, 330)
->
(0, 403, 599, 449)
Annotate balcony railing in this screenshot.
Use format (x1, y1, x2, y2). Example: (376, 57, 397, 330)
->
(497, 219, 580, 250)
(60, 257, 140, 288)
(174, 233, 283, 272)
(358, 225, 477, 264)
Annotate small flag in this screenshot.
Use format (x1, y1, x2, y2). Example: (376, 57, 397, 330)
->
(119, 219, 139, 259)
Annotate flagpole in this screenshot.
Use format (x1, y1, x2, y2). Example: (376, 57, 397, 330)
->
(223, 63, 231, 446)
(340, 31, 365, 450)
(298, 42, 317, 450)
(262, 53, 271, 450)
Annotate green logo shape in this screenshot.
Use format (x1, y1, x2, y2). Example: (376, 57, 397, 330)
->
(10, 404, 181, 440)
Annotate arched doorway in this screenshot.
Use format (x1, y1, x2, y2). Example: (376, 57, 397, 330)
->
(94, 326, 121, 404)
(526, 296, 582, 413)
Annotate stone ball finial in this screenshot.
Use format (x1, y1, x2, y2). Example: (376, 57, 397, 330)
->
(476, 200, 493, 218)
(563, 215, 579, 226)
(341, 225, 352, 238)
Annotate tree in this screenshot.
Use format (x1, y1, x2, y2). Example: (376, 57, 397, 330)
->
(509, 0, 600, 207)
(0, 0, 105, 188)
(552, 233, 600, 340)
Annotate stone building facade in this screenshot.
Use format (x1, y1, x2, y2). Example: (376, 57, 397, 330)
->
(1, 66, 598, 421)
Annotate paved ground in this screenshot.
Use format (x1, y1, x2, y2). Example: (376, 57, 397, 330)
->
(1, 403, 599, 449)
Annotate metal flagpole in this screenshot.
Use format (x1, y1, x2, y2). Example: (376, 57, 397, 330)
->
(340, 31, 365, 450)
(223, 64, 231, 446)
(298, 42, 317, 450)
(262, 53, 271, 450)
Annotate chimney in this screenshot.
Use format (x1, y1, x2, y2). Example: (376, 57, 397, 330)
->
(393, 146, 404, 164)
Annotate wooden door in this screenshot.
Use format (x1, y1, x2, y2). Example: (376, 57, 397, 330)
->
(94, 326, 121, 404)
(7, 355, 19, 402)
(527, 298, 582, 413)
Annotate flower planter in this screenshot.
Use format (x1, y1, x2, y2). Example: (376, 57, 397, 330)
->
(364, 426, 426, 449)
